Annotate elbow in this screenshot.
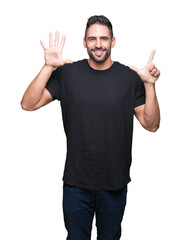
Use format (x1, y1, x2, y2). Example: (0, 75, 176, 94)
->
(142, 116, 160, 132)
(21, 101, 27, 110)
(21, 100, 26, 110)
(20, 100, 34, 111)
(149, 126, 159, 132)
(146, 124, 160, 132)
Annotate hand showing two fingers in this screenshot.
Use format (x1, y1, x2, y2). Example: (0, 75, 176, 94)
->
(130, 50, 161, 84)
(40, 31, 73, 68)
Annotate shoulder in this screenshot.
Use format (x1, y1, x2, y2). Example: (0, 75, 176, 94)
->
(115, 61, 136, 75)
(52, 60, 86, 77)
(62, 59, 86, 71)
(114, 61, 140, 81)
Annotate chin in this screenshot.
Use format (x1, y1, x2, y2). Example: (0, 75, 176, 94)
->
(91, 55, 107, 63)
(90, 51, 111, 63)
(94, 58, 106, 63)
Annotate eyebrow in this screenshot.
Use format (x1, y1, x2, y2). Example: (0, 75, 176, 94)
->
(87, 36, 109, 39)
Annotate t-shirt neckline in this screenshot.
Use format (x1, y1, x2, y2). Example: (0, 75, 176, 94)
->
(84, 59, 116, 73)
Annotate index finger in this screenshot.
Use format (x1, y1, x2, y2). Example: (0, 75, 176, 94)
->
(146, 50, 156, 67)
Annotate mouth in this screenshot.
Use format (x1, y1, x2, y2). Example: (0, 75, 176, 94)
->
(94, 51, 104, 56)
(92, 49, 106, 57)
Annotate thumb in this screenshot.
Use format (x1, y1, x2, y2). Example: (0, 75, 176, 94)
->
(64, 59, 73, 64)
(130, 66, 139, 73)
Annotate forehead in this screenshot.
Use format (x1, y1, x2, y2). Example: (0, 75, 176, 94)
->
(86, 24, 110, 37)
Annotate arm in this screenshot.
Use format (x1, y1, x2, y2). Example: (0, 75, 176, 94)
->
(21, 65, 55, 111)
(21, 31, 72, 111)
(134, 83, 160, 132)
(131, 50, 161, 132)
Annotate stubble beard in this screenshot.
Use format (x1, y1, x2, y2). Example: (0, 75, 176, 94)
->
(87, 46, 112, 63)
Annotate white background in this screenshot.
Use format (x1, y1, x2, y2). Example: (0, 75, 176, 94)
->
(0, 0, 180, 239)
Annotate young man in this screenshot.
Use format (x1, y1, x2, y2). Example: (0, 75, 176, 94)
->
(21, 15, 160, 240)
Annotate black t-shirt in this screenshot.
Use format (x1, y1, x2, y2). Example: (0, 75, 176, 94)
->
(45, 59, 145, 190)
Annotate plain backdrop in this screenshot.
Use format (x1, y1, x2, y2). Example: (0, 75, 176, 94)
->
(0, 0, 181, 239)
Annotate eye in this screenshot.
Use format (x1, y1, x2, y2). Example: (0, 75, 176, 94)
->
(101, 37, 109, 41)
(88, 37, 96, 42)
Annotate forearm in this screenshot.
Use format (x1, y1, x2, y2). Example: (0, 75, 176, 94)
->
(21, 64, 55, 109)
(143, 83, 160, 131)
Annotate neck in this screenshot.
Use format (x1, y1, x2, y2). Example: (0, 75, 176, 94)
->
(88, 57, 113, 70)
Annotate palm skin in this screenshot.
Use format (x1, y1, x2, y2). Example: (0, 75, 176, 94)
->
(40, 31, 73, 68)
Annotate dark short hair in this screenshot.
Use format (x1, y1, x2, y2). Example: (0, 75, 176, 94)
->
(85, 15, 113, 39)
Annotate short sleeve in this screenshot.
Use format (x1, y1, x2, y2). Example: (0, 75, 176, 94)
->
(134, 74, 146, 107)
(45, 67, 62, 101)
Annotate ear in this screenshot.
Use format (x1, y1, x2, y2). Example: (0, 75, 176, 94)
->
(111, 37, 116, 48)
(83, 37, 87, 48)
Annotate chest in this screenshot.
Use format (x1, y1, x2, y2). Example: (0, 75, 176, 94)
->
(63, 73, 134, 109)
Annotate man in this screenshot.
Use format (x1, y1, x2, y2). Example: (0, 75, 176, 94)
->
(21, 15, 160, 240)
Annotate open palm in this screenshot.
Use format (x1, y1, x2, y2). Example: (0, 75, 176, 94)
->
(40, 31, 73, 68)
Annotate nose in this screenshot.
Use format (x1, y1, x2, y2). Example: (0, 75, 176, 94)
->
(95, 38, 101, 48)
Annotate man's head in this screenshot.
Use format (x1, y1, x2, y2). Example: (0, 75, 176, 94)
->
(83, 15, 116, 64)
(85, 15, 113, 39)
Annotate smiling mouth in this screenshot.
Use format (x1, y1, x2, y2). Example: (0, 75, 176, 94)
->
(92, 49, 105, 57)
(94, 51, 104, 56)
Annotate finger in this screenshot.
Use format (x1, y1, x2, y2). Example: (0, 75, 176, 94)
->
(64, 59, 73, 64)
(54, 31, 59, 47)
(59, 35, 66, 53)
(154, 70, 160, 77)
(151, 68, 157, 75)
(146, 49, 156, 67)
(148, 63, 155, 71)
(40, 40, 47, 50)
(49, 32, 53, 48)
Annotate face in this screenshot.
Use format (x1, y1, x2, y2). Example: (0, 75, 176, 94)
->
(84, 24, 115, 63)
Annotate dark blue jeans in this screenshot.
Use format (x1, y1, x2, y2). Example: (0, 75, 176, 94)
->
(62, 182, 128, 240)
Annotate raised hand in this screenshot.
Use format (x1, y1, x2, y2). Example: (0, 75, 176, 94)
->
(130, 50, 160, 85)
(40, 31, 73, 68)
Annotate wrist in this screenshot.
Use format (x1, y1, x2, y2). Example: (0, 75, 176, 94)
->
(144, 82, 155, 89)
(44, 64, 56, 72)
